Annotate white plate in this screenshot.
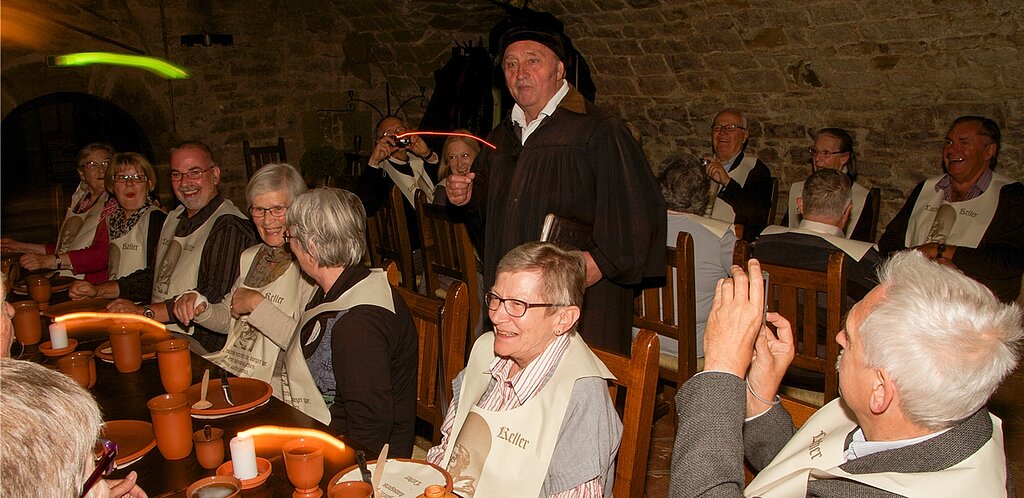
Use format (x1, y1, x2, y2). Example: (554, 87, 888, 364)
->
(333, 459, 450, 498)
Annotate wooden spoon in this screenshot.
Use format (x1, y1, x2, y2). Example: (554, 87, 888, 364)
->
(192, 369, 212, 410)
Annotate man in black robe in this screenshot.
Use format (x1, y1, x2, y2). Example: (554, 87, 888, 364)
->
(448, 22, 665, 354)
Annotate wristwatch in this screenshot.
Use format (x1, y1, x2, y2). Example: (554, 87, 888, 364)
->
(142, 306, 155, 319)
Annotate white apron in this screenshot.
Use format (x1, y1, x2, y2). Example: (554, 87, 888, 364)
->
(905, 173, 1014, 249)
(151, 200, 247, 334)
(107, 205, 161, 280)
(56, 188, 109, 278)
(709, 155, 757, 223)
(759, 224, 876, 262)
(380, 156, 436, 206)
(787, 181, 869, 239)
(282, 269, 395, 425)
(204, 245, 311, 383)
(746, 400, 1007, 498)
(440, 333, 613, 498)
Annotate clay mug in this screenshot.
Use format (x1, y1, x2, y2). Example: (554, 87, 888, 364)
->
(25, 274, 51, 307)
(186, 475, 242, 498)
(156, 338, 191, 393)
(11, 300, 42, 346)
(108, 325, 142, 373)
(57, 351, 97, 388)
(192, 426, 225, 470)
(283, 437, 324, 498)
(1, 254, 19, 287)
(328, 481, 373, 498)
(147, 392, 193, 460)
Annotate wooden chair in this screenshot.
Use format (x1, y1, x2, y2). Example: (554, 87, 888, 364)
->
(242, 137, 287, 179)
(366, 185, 415, 290)
(415, 190, 480, 344)
(745, 394, 819, 483)
(592, 329, 660, 498)
(866, 186, 881, 242)
(633, 231, 699, 387)
(393, 278, 469, 443)
(761, 251, 848, 404)
(732, 239, 751, 267)
(768, 176, 780, 226)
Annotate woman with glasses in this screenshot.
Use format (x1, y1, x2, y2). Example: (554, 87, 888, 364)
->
(433, 129, 481, 207)
(783, 128, 877, 242)
(172, 164, 317, 400)
(427, 242, 621, 498)
(2, 143, 117, 282)
(14, 152, 165, 284)
(285, 188, 418, 457)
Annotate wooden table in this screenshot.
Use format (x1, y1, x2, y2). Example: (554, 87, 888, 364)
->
(28, 332, 363, 498)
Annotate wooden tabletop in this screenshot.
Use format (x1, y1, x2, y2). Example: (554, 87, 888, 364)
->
(27, 331, 363, 498)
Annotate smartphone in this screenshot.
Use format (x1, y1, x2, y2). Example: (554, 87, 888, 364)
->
(761, 270, 770, 329)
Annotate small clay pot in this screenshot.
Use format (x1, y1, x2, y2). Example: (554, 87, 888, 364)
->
(329, 481, 373, 498)
(186, 475, 242, 498)
(192, 426, 225, 470)
(147, 392, 193, 460)
(57, 351, 97, 388)
(108, 325, 142, 373)
(156, 338, 191, 393)
(25, 274, 51, 306)
(283, 437, 324, 498)
(11, 301, 41, 346)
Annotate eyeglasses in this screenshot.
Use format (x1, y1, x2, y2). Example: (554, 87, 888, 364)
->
(484, 291, 555, 318)
(81, 160, 111, 170)
(80, 438, 118, 498)
(282, 228, 295, 243)
(169, 167, 212, 182)
(712, 124, 746, 133)
(249, 205, 288, 218)
(446, 152, 473, 163)
(808, 148, 847, 158)
(114, 174, 148, 184)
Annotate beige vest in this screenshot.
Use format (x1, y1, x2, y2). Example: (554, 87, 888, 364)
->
(107, 205, 161, 280)
(788, 181, 869, 239)
(56, 188, 109, 278)
(905, 172, 1014, 249)
(746, 400, 1007, 498)
(759, 223, 876, 262)
(151, 200, 247, 333)
(378, 156, 436, 206)
(281, 269, 395, 425)
(204, 245, 313, 383)
(440, 333, 613, 498)
(709, 155, 757, 223)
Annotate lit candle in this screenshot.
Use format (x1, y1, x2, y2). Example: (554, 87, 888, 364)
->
(48, 323, 68, 349)
(229, 434, 258, 479)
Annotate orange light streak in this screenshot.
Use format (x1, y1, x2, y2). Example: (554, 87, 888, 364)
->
(238, 426, 348, 453)
(54, 312, 166, 329)
(395, 131, 496, 150)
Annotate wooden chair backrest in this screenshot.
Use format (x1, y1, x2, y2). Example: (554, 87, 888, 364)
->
(867, 186, 881, 242)
(633, 231, 698, 386)
(415, 190, 480, 341)
(381, 259, 400, 287)
(366, 185, 415, 290)
(768, 176, 780, 226)
(732, 239, 751, 267)
(393, 279, 469, 443)
(242, 137, 287, 180)
(760, 252, 847, 403)
(781, 395, 819, 428)
(591, 330, 660, 498)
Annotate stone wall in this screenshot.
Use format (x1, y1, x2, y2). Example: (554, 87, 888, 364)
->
(3, 0, 1022, 233)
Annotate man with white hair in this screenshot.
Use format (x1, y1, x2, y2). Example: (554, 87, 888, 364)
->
(669, 253, 1021, 496)
(755, 168, 881, 300)
(702, 108, 774, 242)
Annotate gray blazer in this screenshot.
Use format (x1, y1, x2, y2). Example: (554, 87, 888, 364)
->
(668, 372, 1010, 497)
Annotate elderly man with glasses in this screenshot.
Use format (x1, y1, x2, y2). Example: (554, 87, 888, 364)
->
(70, 141, 257, 353)
(879, 115, 1024, 302)
(702, 108, 774, 242)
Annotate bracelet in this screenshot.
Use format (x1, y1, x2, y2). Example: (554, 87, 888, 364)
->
(54, 254, 62, 270)
(746, 379, 781, 406)
(935, 243, 946, 260)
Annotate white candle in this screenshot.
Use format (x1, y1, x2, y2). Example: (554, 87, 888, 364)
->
(48, 323, 68, 349)
(229, 434, 258, 479)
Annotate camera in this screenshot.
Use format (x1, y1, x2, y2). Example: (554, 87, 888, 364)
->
(393, 136, 412, 147)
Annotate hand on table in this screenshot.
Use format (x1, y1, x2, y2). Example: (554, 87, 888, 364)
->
(106, 299, 144, 315)
(106, 470, 148, 498)
(69, 281, 98, 300)
(703, 156, 731, 186)
(702, 259, 767, 377)
(230, 288, 264, 319)
(172, 293, 206, 325)
(445, 173, 475, 206)
(19, 253, 56, 272)
(1, 238, 43, 255)
(746, 312, 795, 416)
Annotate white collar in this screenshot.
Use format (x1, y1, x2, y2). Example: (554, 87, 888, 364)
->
(511, 79, 569, 130)
(798, 219, 845, 238)
(844, 426, 949, 461)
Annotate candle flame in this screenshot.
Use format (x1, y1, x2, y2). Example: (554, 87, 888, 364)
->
(395, 131, 496, 150)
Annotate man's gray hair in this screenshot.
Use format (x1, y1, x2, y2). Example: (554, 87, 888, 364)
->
(1, 358, 104, 498)
(801, 169, 852, 221)
(859, 251, 1023, 429)
(715, 108, 748, 129)
(287, 188, 366, 268)
(245, 163, 307, 207)
(658, 155, 709, 214)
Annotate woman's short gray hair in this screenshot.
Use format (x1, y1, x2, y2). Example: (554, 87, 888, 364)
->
(287, 188, 366, 268)
(858, 251, 1023, 429)
(1, 358, 104, 498)
(496, 242, 586, 319)
(245, 163, 307, 207)
(658, 155, 709, 213)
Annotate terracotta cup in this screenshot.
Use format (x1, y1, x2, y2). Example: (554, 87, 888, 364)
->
(328, 481, 373, 498)
(11, 300, 41, 346)
(147, 392, 193, 460)
(156, 339, 192, 393)
(108, 325, 142, 373)
(56, 351, 97, 388)
(192, 426, 225, 470)
(25, 274, 51, 306)
(283, 437, 324, 498)
(186, 475, 242, 498)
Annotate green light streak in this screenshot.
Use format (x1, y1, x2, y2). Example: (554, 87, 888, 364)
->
(53, 52, 190, 79)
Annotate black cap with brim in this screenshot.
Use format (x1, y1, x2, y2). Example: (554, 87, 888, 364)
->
(499, 26, 568, 63)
